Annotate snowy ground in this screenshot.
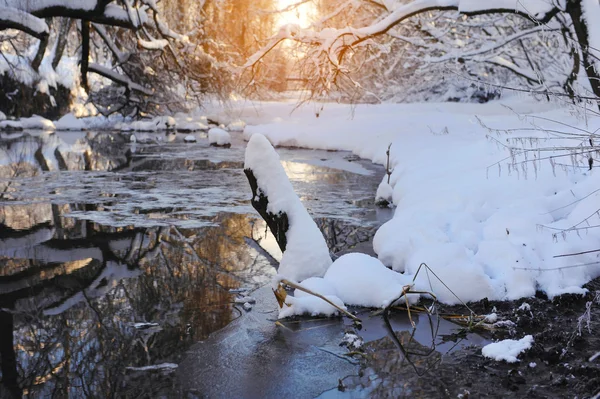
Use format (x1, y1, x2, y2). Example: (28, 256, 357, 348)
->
(227, 97, 600, 305)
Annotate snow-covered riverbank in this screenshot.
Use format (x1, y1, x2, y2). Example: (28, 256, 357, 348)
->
(234, 97, 600, 303)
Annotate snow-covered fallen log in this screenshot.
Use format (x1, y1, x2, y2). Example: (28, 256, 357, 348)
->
(244, 134, 332, 283)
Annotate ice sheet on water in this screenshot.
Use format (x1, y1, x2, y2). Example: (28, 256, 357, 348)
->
(0, 132, 384, 229)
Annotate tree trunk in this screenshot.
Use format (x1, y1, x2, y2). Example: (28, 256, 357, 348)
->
(81, 20, 90, 92)
(567, 0, 600, 108)
(52, 18, 74, 69)
(244, 168, 289, 252)
(0, 311, 21, 399)
(31, 19, 51, 72)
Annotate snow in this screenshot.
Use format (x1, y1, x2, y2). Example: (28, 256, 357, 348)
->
(375, 178, 393, 205)
(122, 116, 175, 131)
(184, 135, 197, 143)
(278, 294, 347, 318)
(54, 113, 85, 131)
(234, 296, 256, 304)
(341, 332, 364, 349)
(208, 127, 231, 146)
(0, 120, 23, 130)
(323, 253, 416, 308)
(232, 98, 600, 306)
(133, 322, 160, 329)
(138, 38, 169, 50)
(125, 363, 178, 372)
(518, 302, 531, 312)
(582, 0, 600, 73)
(482, 335, 534, 363)
(245, 134, 332, 282)
(21, 115, 55, 131)
(0, 111, 6, 121)
(281, 253, 417, 317)
(227, 120, 246, 132)
(0, 6, 49, 36)
(484, 313, 498, 323)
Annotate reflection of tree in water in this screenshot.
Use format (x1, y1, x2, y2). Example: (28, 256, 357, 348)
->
(0, 207, 270, 397)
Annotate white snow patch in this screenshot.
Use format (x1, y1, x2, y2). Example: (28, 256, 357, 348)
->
(484, 313, 498, 323)
(54, 113, 85, 131)
(0, 111, 5, 121)
(227, 119, 246, 132)
(126, 363, 178, 372)
(184, 135, 197, 143)
(234, 296, 256, 304)
(482, 335, 534, 363)
(341, 332, 364, 349)
(518, 302, 531, 312)
(278, 294, 346, 318)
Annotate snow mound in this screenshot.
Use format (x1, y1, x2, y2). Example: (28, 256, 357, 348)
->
(482, 335, 533, 363)
(209, 128, 231, 146)
(184, 135, 197, 143)
(294, 276, 338, 298)
(245, 134, 332, 282)
(227, 119, 246, 132)
(54, 113, 85, 131)
(0, 111, 5, 121)
(323, 253, 416, 308)
(375, 178, 393, 206)
(21, 115, 55, 131)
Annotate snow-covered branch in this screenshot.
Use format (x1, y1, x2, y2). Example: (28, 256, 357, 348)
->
(246, 0, 559, 69)
(426, 25, 551, 64)
(0, 0, 150, 39)
(88, 63, 154, 95)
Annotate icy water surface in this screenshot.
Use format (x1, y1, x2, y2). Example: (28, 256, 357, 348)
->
(0, 130, 391, 397)
(0, 130, 482, 398)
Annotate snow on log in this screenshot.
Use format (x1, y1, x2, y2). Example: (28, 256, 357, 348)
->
(0, 1, 150, 38)
(88, 63, 153, 95)
(138, 38, 169, 51)
(244, 134, 332, 282)
(0, 7, 49, 38)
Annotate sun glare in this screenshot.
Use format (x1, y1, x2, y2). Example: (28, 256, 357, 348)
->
(277, 0, 313, 28)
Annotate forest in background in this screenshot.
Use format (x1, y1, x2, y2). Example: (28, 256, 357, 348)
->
(0, 0, 599, 119)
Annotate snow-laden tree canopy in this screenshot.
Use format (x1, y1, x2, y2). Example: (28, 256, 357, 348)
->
(0, 0, 282, 117)
(245, 0, 600, 105)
